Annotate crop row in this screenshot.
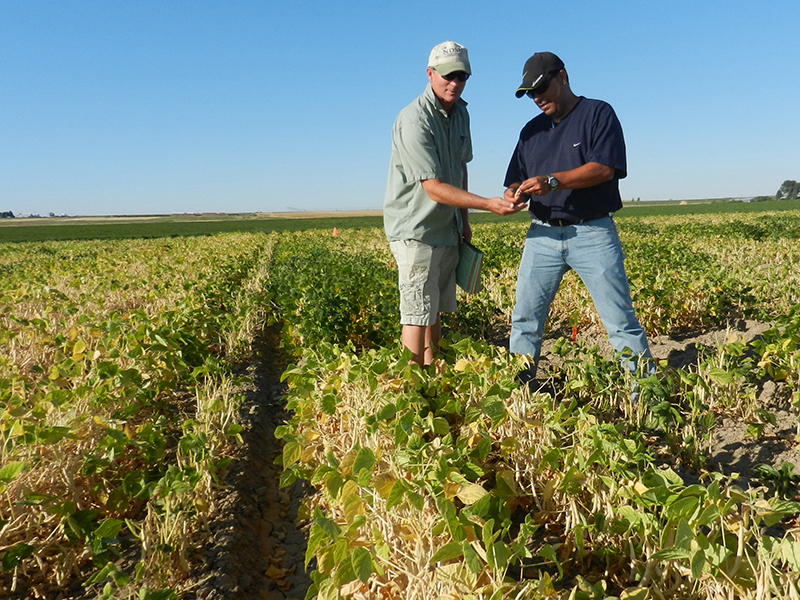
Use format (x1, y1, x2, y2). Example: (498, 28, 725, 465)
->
(268, 213, 800, 599)
(0, 234, 274, 598)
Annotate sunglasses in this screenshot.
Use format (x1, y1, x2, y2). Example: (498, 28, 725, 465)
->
(525, 73, 557, 98)
(441, 71, 470, 82)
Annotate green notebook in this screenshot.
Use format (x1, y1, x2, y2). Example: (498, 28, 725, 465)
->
(456, 240, 483, 294)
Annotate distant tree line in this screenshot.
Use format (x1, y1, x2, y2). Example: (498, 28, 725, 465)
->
(776, 180, 800, 200)
(1, 211, 14, 219)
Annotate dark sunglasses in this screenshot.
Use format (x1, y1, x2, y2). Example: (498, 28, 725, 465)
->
(525, 73, 557, 98)
(441, 71, 470, 82)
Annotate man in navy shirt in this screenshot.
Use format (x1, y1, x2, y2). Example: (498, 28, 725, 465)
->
(503, 52, 651, 382)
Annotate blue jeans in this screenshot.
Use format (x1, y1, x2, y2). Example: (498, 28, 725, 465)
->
(510, 216, 650, 374)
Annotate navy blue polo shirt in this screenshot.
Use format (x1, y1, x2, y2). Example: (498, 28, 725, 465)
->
(504, 97, 626, 222)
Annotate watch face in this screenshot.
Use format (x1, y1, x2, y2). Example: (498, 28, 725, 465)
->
(548, 176, 558, 189)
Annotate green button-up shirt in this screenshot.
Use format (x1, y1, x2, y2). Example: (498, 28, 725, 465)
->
(383, 84, 473, 246)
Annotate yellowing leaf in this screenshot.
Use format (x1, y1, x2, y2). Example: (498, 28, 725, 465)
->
(303, 430, 321, 442)
(456, 483, 488, 505)
(342, 480, 364, 524)
(470, 540, 488, 562)
(500, 436, 518, 457)
(620, 587, 650, 600)
(338, 449, 357, 476)
(73, 339, 87, 355)
(372, 473, 397, 499)
(454, 359, 470, 373)
(443, 482, 460, 501)
(282, 441, 302, 467)
(495, 470, 519, 496)
(386, 377, 404, 390)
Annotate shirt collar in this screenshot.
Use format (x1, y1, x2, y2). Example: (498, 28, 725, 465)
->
(424, 83, 467, 117)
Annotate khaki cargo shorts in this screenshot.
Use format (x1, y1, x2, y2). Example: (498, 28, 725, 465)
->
(389, 240, 459, 327)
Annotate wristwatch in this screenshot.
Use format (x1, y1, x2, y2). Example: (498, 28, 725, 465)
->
(546, 175, 559, 190)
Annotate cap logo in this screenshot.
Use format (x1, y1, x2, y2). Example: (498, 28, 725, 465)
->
(529, 74, 543, 89)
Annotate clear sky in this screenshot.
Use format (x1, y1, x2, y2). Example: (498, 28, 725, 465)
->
(2, 1, 799, 217)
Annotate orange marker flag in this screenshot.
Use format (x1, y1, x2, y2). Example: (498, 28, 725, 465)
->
(333, 227, 338, 236)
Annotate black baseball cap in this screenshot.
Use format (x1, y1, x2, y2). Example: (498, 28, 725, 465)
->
(515, 52, 565, 98)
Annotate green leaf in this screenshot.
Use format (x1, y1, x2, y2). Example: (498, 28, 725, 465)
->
(430, 542, 464, 563)
(353, 447, 375, 474)
(93, 518, 123, 540)
(481, 399, 507, 425)
(431, 417, 449, 436)
(650, 546, 691, 561)
(674, 520, 694, 550)
(1, 543, 35, 571)
(321, 394, 337, 415)
(324, 470, 343, 499)
(463, 542, 483, 573)
(0, 461, 26, 484)
(37, 426, 72, 445)
(666, 496, 701, 522)
(707, 367, 734, 384)
(279, 469, 296, 488)
(376, 403, 397, 421)
(86, 560, 130, 586)
(780, 538, 800, 571)
(386, 480, 406, 510)
(691, 547, 705, 579)
(314, 508, 341, 540)
(539, 544, 563, 578)
(696, 504, 720, 527)
(487, 540, 509, 572)
(306, 525, 326, 567)
(351, 547, 372, 583)
(67, 509, 101, 540)
(407, 491, 424, 510)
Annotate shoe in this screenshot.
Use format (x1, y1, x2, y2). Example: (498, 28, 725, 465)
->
(515, 366, 537, 388)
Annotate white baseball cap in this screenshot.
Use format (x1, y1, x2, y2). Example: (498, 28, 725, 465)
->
(428, 41, 471, 76)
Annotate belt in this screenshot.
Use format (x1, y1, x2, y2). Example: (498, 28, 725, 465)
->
(537, 213, 608, 227)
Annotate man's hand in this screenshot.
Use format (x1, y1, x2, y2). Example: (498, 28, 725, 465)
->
(516, 176, 552, 197)
(485, 195, 527, 216)
(506, 186, 529, 205)
(512, 164, 615, 198)
(421, 178, 526, 216)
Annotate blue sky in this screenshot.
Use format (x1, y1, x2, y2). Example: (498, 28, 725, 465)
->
(2, 1, 799, 217)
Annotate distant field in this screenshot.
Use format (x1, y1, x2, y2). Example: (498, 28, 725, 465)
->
(2, 199, 799, 242)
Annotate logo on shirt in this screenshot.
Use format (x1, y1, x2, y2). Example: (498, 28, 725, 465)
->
(573, 142, 581, 147)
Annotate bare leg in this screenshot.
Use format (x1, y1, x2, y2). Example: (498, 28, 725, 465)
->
(401, 324, 426, 367)
(424, 317, 441, 366)
(401, 316, 441, 367)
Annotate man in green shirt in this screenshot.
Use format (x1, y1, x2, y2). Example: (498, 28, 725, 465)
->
(384, 40, 525, 366)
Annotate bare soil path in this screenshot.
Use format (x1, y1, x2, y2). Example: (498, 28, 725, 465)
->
(186, 331, 312, 600)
